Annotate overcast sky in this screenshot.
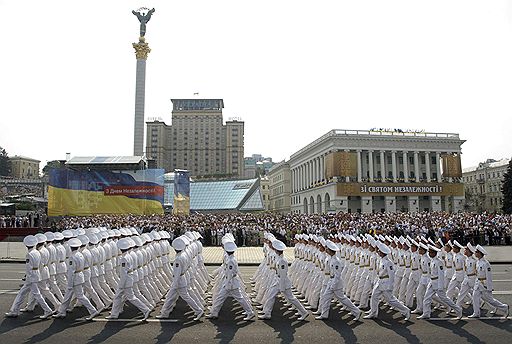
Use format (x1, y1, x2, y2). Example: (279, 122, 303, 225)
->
(1, 0, 511, 170)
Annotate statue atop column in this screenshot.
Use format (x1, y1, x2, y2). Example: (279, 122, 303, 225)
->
(132, 7, 155, 39)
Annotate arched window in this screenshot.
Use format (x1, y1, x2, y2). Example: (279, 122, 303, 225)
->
(325, 193, 331, 210)
(304, 198, 308, 214)
(317, 195, 322, 213)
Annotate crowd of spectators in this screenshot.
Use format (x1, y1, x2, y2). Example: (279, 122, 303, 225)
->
(0, 213, 47, 228)
(0, 182, 44, 198)
(52, 212, 512, 247)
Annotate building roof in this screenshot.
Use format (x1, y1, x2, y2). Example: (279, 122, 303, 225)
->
(462, 158, 510, 173)
(66, 156, 145, 165)
(9, 155, 40, 163)
(164, 178, 264, 212)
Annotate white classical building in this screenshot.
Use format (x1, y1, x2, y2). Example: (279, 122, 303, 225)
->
(289, 129, 466, 214)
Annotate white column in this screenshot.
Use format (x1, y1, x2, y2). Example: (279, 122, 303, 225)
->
(402, 151, 409, 182)
(380, 150, 386, 182)
(425, 152, 431, 182)
(436, 152, 442, 182)
(357, 150, 362, 182)
(320, 155, 325, 182)
(391, 151, 397, 182)
(368, 150, 374, 182)
(414, 151, 420, 182)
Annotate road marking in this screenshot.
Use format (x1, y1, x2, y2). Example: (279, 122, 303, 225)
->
(0, 290, 18, 294)
(0, 279, 22, 281)
(492, 291, 512, 295)
(89, 318, 179, 323)
(427, 316, 511, 321)
(492, 280, 512, 282)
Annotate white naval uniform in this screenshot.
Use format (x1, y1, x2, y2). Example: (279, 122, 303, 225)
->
(209, 254, 253, 317)
(318, 255, 361, 319)
(405, 250, 420, 308)
(446, 251, 465, 300)
(421, 256, 460, 317)
(262, 254, 307, 317)
(413, 253, 430, 313)
(57, 250, 98, 317)
(456, 255, 477, 307)
(109, 250, 150, 318)
(159, 252, 203, 317)
(471, 257, 508, 317)
(367, 254, 410, 318)
(26, 246, 61, 311)
(8, 248, 52, 315)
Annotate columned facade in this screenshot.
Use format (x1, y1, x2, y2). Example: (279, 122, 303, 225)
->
(289, 129, 465, 214)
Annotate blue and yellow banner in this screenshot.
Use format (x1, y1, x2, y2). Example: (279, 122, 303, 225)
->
(48, 169, 164, 216)
(173, 169, 190, 215)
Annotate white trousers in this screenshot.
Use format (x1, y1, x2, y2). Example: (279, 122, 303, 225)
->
(9, 282, 52, 314)
(210, 287, 253, 317)
(58, 284, 97, 316)
(319, 287, 360, 318)
(160, 287, 202, 317)
(472, 288, 508, 317)
(110, 287, 150, 317)
(368, 287, 409, 318)
(422, 283, 460, 317)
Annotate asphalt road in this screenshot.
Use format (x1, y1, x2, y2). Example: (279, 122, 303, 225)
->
(0, 263, 511, 344)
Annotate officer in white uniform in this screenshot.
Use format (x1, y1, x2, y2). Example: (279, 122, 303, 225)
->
(207, 241, 255, 320)
(5, 235, 54, 319)
(157, 236, 204, 321)
(417, 245, 462, 320)
(446, 240, 465, 303)
(316, 240, 361, 321)
(53, 238, 100, 321)
(258, 240, 309, 321)
(106, 237, 151, 320)
(456, 243, 478, 308)
(469, 245, 509, 318)
(364, 242, 411, 321)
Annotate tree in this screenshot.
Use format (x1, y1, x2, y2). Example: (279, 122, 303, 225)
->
(42, 160, 65, 178)
(501, 158, 512, 214)
(0, 146, 10, 177)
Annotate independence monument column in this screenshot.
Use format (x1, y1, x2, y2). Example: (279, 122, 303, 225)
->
(132, 7, 155, 156)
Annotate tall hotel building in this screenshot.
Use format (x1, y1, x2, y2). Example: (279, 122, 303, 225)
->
(289, 129, 465, 214)
(146, 99, 244, 178)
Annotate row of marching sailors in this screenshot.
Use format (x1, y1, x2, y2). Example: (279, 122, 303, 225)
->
(288, 233, 509, 320)
(205, 233, 255, 321)
(250, 232, 312, 321)
(5, 228, 210, 321)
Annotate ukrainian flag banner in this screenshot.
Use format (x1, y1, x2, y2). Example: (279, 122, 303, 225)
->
(48, 169, 165, 216)
(173, 169, 190, 215)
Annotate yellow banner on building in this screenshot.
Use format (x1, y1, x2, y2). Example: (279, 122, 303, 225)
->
(442, 154, 462, 178)
(325, 151, 357, 179)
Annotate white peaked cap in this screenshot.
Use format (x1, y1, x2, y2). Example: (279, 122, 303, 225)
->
(107, 230, 115, 238)
(44, 232, 55, 241)
(403, 239, 411, 247)
(117, 238, 131, 250)
(447, 240, 453, 248)
(427, 238, 435, 245)
(466, 243, 476, 253)
(23, 235, 38, 247)
(410, 239, 419, 247)
(77, 235, 89, 246)
(224, 241, 237, 252)
(399, 237, 405, 244)
(428, 244, 440, 252)
(419, 242, 429, 250)
(378, 242, 391, 255)
(132, 236, 143, 247)
(54, 232, 64, 241)
(272, 240, 286, 251)
(62, 230, 73, 239)
(326, 240, 339, 252)
(319, 237, 326, 246)
(87, 233, 100, 245)
(437, 238, 444, 246)
(185, 232, 195, 240)
(130, 228, 138, 235)
(35, 233, 47, 244)
(142, 233, 152, 242)
(172, 237, 186, 251)
(113, 229, 122, 237)
(475, 245, 488, 255)
(69, 238, 82, 248)
(126, 238, 136, 248)
(453, 240, 464, 250)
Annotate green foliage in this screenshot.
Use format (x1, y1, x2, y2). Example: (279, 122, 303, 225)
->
(15, 201, 36, 211)
(0, 146, 11, 177)
(42, 160, 64, 177)
(501, 159, 512, 214)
